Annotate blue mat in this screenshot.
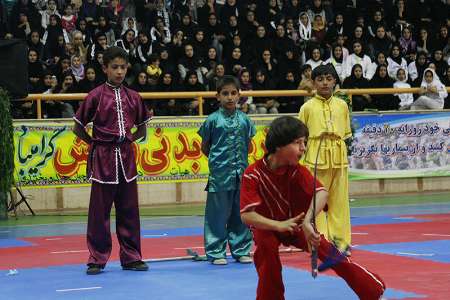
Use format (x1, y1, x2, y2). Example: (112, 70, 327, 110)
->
(0, 238, 33, 248)
(0, 259, 425, 300)
(356, 240, 450, 263)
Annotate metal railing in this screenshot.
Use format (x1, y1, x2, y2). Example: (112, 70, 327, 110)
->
(19, 87, 450, 119)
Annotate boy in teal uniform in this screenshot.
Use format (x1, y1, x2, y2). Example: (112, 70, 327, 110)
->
(198, 75, 255, 265)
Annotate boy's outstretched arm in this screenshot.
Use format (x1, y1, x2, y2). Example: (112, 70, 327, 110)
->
(241, 210, 305, 234)
(132, 124, 147, 142)
(302, 190, 328, 248)
(73, 122, 92, 145)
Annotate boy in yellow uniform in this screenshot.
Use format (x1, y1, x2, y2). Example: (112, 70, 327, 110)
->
(298, 64, 352, 254)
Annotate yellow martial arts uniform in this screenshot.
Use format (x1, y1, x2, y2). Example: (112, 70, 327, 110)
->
(299, 94, 352, 249)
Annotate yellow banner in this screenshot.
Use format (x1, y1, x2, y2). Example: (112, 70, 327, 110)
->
(14, 118, 272, 187)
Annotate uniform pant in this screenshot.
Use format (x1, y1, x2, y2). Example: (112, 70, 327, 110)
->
(310, 167, 351, 250)
(253, 229, 385, 300)
(204, 188, 253, 260)
(86, 175, 142, 267)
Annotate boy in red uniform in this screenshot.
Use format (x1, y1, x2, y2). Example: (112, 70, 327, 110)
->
(240, 116, 386, 300)
(73, 47, 151, 275)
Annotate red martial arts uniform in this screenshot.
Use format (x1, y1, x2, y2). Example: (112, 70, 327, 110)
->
(240, 158, 385, 300)
(74, 82, 151, 267)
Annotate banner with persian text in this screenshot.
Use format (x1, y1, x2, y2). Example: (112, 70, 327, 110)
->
(13, 112, 450, 187)
(349, 112, 450, 179)
(14, 118, 271, 187)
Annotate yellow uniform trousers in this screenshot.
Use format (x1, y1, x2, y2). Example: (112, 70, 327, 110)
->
(308, 166, 351, 250)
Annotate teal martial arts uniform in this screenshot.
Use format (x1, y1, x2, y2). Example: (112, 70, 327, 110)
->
(198, 107, 256, 261)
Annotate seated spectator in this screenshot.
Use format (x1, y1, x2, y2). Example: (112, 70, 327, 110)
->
(40, 0, 60, 30)
(311, 14, 327, 46)
(121, 17, 138, 36)
(28, 49, 44, 93)
(104, 0, 123, 36)
(387, 43, 408, 80)
(298, 12, 312, 58)
(278, 47, 301, 81)
(398, 26, 416, 56)
(367, 10, 388, 39)
(393, 68, 414, 110)
(252, 69, 278, 114)
(342, 64, 372, 111)
(277, 70, 301, 113)
(155, 72, 183, 116)
(368, 25, 392, 59)
(273, 24, 295, 61)
(251, 25, 273, 61)
(135, 31, 153, 67)
(70, 54, 84, 82)
(146, 53, 162, 81)
(297, 64, 314, 103)
(325, 13, 346, 47)
(158, 46, 177, 76)
(130, 71, 150, 92)
(225, 47, 246, 76)
(61, 3, 77, 34)
(325, 44, 346, 84)
(71, 30, 88, 63)
(208, 63, 225, 91)
(95, 15, 116, 47)
(57, 71, 79, 117)
(431, 49, 448, 80)
(305, 46, 324, 70)
(237, 68, 255, 114)
(254, 49, 278, 83)
(75, 18, 93, 47)
(191, 28, 209, 59)
(367, 51, 388, 80)
(416, 28, 433, 56)
(27, 30, 45, 61)
(77, 65, 101, 92)
(369, 64, 397, 110)
(150, 16, 171, 45)
(178, 42, 207, 83)
(204, 46, 220, 82)
(14, 12, 31, 40)
(410, 68, 447, 110)
(408, 51, 429, 86)
(78, 0, 100, 28)
(345, 40, 372, 78)
(183, 71, 205, 115)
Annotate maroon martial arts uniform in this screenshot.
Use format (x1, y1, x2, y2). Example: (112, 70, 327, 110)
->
(74, 82, 151, 267)
(240, 158, 386, 300)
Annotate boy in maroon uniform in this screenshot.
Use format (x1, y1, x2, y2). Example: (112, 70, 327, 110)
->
(240, 116, 386, 300)
(73, 47, 151, 275)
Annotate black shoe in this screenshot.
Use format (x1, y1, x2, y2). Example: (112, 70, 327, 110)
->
(122, 261, 149, 271)
(86, 264, 103, 275)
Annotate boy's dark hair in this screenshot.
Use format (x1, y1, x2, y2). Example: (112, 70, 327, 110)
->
(311, 64, 337, 80)
(265, 116, 309, 154)
(216, 75, 240, 93)
(149, 53, 160, 63)
(102, 46, 129, 66)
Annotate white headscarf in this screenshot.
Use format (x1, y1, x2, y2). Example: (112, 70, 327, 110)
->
(421, 68, 448, 99)
(298, 12, 312, 41)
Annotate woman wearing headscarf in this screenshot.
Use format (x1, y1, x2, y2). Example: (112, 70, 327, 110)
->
(342, 64, 372, 111)
(324, 43, 346, 83)
(369, 64, 397, 110)
(387, 43, 408, 80)
(408, 51, 428, 86)
(345, 40, 372, 79)
(410, 68, 448, 110)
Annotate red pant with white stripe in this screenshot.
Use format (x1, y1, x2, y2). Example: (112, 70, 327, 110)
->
(252, 229, 385, 300)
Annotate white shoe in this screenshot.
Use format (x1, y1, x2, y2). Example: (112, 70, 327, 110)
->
(237, 256, 253, 264)
(212, 258, 228, 265)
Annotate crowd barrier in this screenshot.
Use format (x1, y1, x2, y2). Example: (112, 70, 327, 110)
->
(19, 87, 450, 119)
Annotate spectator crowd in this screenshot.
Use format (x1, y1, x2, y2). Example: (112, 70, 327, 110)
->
(1, 0, 449, 118)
